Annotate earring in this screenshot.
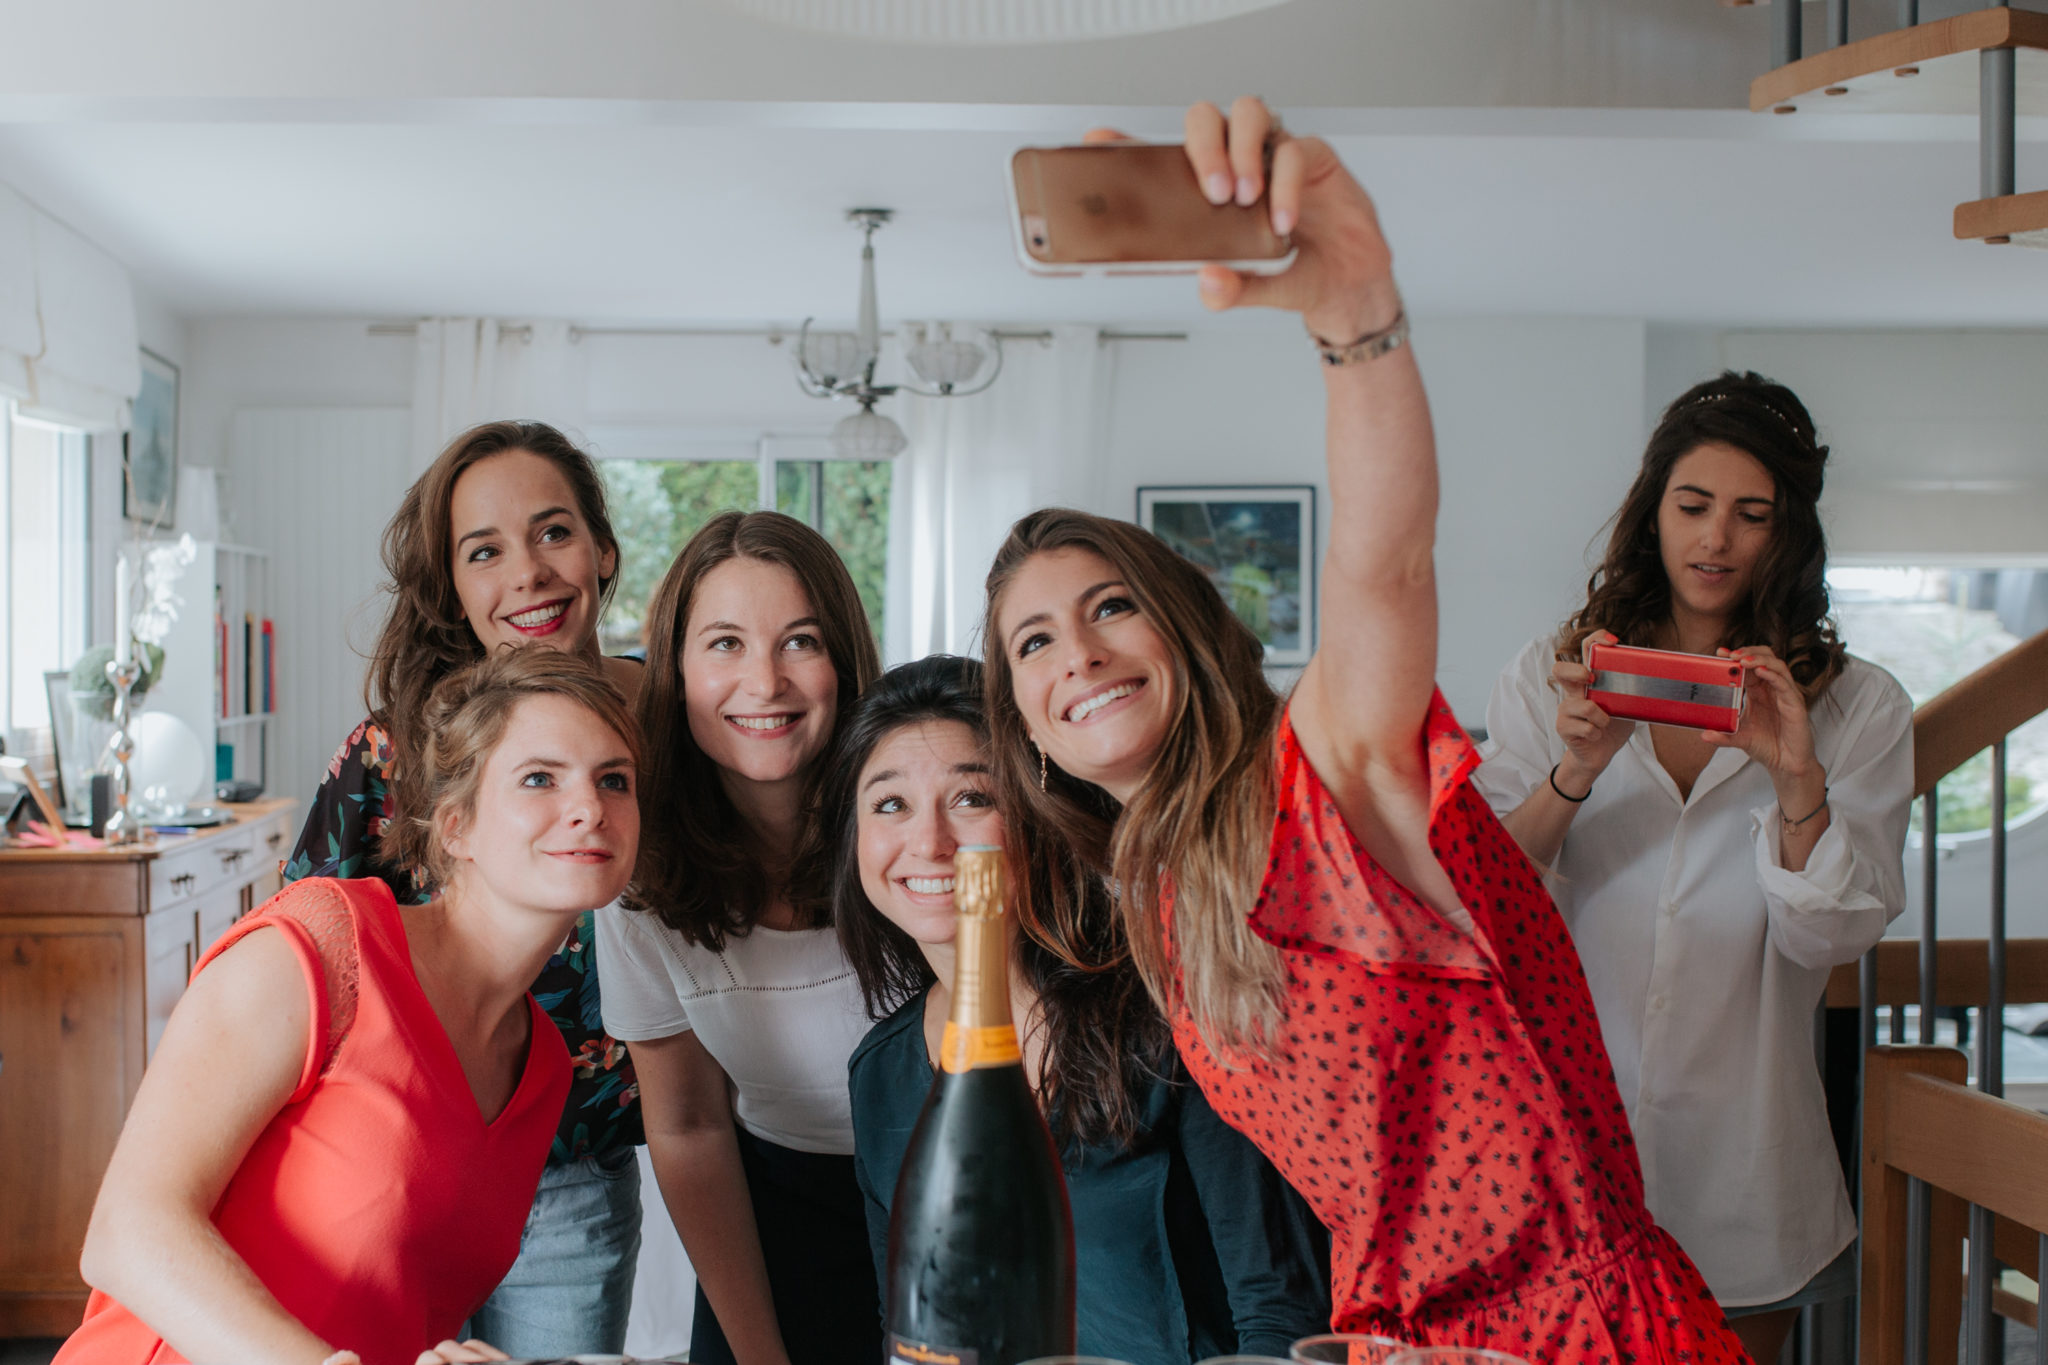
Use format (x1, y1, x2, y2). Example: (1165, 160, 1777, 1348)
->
(1037, 744, 1048, 793)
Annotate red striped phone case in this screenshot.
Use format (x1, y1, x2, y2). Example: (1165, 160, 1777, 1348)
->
(1584, 641, 1747, 733)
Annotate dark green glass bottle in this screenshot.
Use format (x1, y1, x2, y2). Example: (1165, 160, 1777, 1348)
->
(884, 845, 1076, 1365)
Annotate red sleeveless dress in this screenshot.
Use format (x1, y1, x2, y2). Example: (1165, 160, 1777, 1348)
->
(1166, 697, 1747, 1363)
(56, 878, 569, 1365)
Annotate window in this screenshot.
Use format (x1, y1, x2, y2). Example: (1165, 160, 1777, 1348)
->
(1828, 565, 2048, 837)
(3, 404, 92, 755)
(597, 452, 890, 656)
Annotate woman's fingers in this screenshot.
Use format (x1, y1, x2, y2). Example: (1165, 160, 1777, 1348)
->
(1226, 94, 1274, 205)
(1552, 659, 1592, 695)
(413, 1341, 508, 1364)
(1267, 134, 1305, 236)
(1183, 101, 1231, 204)
(1081, 126, 1136, 145)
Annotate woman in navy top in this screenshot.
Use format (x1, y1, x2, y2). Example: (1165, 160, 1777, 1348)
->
(823, 656, 1331, 1365)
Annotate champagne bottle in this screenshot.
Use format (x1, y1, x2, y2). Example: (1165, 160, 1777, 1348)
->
(885, 845, 1077, 1365)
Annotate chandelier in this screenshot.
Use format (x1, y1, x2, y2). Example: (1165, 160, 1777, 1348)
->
(793, 208, 1002, 459)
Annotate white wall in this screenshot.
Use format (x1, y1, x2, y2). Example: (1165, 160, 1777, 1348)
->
(1099, 317, 1651, 723)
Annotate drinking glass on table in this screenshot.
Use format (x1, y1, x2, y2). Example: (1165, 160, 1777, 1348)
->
(1387, 1350, 1531, 1365)
(1291, 1333, 1409, 1365)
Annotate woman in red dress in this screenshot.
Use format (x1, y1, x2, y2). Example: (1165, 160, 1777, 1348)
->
(56, 649, 640, 1365)
(981, 99, 1749, 1363)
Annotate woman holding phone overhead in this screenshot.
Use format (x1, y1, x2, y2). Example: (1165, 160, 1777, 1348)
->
(1474, 373, 1911, 1364)
(283, 420, 645, 1359)
(981, 100, 1747, 1362)
(826, 656, 1331, 1365)
(597, 511, 882, 1365)
(60, 648, 641, 1365)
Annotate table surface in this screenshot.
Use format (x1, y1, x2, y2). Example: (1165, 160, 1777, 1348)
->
(0, 797, 298, 864)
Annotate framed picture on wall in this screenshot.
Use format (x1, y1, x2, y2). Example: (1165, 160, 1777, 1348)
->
(124, 346, 179, 526)
(1136, 484, 1316, 666)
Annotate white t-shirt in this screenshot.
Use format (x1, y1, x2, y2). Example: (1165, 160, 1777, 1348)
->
(1473, 638, 1912, 1307)
(596, 903, 873, 1156)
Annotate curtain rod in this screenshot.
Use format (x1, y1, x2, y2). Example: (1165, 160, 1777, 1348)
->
(365, 322, 1186, 343)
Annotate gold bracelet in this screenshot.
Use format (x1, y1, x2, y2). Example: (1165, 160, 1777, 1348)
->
(1308, 305, 1409, 367)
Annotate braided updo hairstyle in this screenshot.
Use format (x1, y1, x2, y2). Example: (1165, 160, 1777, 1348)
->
(1560, 370, 1847, 697)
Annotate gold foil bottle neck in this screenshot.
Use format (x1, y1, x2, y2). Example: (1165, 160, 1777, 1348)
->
(953, 845, 1006, 923)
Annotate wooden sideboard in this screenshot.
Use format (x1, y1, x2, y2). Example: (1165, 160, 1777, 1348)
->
(0, 798, 298, 1336)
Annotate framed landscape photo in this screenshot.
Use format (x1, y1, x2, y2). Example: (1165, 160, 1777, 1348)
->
(1136, 484, 1316, 666)
(124, 346, 179, 526)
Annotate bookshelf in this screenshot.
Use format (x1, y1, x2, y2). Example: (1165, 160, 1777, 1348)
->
(146, 540, 277, 798)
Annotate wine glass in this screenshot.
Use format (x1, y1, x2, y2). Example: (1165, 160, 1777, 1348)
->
(1290, 1333, 1410, 1365)
(1194, 1357, 1295, 1365)
(1386, 1350, 1531, 1365)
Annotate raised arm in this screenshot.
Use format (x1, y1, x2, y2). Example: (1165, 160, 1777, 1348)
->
(1182, 99, 1453, 911)
(77, 928, 338, 1365)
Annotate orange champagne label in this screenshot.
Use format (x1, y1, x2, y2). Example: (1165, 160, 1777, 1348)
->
(939, 1021, 1022, 1074)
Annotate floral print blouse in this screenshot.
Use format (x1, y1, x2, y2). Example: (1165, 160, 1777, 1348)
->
(285, 717, 644, 1163)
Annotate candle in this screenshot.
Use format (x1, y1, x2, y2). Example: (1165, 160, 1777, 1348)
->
(114, 554, 131, 667)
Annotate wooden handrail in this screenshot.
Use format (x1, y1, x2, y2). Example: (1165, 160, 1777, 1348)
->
(1826, 938, 2048, 1008)
(1911, 627, 2048, 797)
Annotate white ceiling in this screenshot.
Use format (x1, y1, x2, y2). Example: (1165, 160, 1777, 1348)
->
(0, 0, 2042, 329)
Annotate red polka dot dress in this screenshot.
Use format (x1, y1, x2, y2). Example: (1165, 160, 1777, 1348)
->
(1165, 695, 1748, 1363)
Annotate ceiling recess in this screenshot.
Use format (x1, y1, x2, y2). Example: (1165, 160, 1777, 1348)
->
(716, 0, 1298, 44)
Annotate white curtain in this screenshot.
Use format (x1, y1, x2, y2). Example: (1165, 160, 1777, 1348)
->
(0, 180, 140, 428)
(884, 323, 1112, 663)
(0, 185, 37, 403)
(409, 318, 592, 470)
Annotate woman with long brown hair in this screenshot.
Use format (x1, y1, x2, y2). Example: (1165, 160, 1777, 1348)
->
(981, 99, 1747, 1362)
(283, 420, 646, 1358)
(597, 510, 882, 1365)
(823, 655, 1330, 1365)
(1474, 372, 1912, 1363)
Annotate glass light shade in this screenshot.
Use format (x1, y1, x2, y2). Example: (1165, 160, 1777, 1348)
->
(798, 329, 865, 386)
(834, 407, 909, 459)
(906, 333, 990, 392)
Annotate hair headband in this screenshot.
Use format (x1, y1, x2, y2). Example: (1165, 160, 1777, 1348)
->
(1681, 390, 1804, 441)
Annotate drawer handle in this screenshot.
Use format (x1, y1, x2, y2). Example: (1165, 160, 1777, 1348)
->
(267, 831, 284, 849)
(171, 872, 196, 893)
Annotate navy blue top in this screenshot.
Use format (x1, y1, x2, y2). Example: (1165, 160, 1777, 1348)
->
(849, 990, 1332, 1365)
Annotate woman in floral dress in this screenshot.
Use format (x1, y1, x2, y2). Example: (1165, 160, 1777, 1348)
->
(286, 419, 645, 1357)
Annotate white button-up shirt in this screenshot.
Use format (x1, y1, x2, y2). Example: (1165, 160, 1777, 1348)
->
(1474, 639, 1912, 1306)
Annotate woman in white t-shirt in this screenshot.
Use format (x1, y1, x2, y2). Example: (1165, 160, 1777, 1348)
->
(1472, 371, 1912, 1365)
(598, 510, 882, 1365)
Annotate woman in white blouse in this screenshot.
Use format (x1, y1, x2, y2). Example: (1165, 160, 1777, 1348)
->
(597, 511, 882, 1365)
(1474, 371, 1912, 1365)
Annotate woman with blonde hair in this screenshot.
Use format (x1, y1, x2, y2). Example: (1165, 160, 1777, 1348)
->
(284, 419, 646, 1357)
(1475, 372, 1911, 1363)
(981, 99, 1747, 1362)
(61, 649, 641, 1365)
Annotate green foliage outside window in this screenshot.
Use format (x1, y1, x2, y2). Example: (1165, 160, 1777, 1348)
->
(597, 457, 890, 656)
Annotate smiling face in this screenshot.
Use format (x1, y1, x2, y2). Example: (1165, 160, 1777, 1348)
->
(855, 719, 1000, 948)
(449, 449, 617, 655)
(440, 693, 639, 918)
(998, 546, 1179, 803)
(1656, 441, 1778, 633)
(681, 556, 840, 791)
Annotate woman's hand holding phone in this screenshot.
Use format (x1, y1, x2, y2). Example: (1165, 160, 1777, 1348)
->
(1551, 631, 1635, 798)
(1078, 97, 1399, 342)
